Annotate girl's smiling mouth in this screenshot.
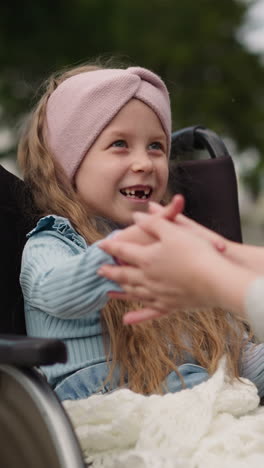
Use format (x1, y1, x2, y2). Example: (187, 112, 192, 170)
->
(120, 185, 153, 200)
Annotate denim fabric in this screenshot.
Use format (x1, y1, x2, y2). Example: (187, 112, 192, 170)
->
(240, 340, 264, 398)
(55, 362, 120, 400)
(55, 362, 209, 401)
(165, 363, 209, 392)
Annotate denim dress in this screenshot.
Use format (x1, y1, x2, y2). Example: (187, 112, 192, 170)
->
(55, 361, 209, 401)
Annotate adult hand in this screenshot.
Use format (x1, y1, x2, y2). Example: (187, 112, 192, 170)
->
(98, 213, 230, 323)
(157, 196, 264, 274)
(149, 196, 227, 253)
(114, 194, 226, 253)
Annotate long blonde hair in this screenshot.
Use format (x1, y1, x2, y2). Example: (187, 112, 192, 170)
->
(18, 62, 249, 394)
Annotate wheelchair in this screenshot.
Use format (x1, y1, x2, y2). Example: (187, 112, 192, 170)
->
(0, 126, 243, 467)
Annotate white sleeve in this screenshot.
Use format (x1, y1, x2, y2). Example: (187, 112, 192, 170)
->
(245, 276, 264, 342)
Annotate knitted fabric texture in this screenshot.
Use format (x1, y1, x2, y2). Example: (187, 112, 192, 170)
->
(64, 357, 264, 468)
(45, 67, 171, 180)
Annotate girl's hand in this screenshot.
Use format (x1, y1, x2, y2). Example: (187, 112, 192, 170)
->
(148, 194, 185, 220)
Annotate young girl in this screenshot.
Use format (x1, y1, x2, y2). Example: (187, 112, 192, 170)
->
(18, 62, 258, 401)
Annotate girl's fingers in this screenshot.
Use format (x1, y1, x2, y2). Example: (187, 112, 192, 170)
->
(123, 308, 165, 324)
(98, 264, 144, 285)
(107, 291, 140, 301)
(170, 194, 185, 217)
(121, 284, 155, 300)
(148, 202, 163, 214)
(108, 290, 161, 305)
(99, 240, 147, 266)
(133, 213, 175, 241)
(108, 281, 162, 305)
(161, 197, 184, 220)
(148, 194, 185, 220)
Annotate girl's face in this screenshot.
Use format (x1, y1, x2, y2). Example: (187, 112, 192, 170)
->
(75, 99, 169, 226)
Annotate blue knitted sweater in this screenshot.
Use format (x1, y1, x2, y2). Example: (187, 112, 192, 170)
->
(20, 215, 121, 387)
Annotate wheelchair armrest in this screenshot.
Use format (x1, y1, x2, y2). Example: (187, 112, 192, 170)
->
(0, 335, 67, 366)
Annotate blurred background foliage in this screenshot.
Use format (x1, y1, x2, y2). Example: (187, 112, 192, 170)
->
(1, 0, 264, 196)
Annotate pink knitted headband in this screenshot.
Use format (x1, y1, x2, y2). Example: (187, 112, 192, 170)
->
(44, 67, 171, 181)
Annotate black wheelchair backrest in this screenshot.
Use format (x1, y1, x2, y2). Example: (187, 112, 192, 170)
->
(169, 126, 242, 243)
(0, 165, 37, 334)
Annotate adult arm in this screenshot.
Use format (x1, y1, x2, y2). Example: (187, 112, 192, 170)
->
(98, 215, 261, 334)
(150, 196, 264, 274)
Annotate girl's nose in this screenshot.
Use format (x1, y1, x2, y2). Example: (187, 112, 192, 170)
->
(131, 151, 154, 173)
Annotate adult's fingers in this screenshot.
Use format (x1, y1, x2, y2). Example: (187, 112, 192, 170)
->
(176, 214, 226, 252)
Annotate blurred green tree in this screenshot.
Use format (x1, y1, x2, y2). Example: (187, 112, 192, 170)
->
(0, 0, 263, 193)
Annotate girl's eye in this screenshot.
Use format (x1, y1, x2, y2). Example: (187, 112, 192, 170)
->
(149, 141, 164, 151)
(111, 140, 128, 148)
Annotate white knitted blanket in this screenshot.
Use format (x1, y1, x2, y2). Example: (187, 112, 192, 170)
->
(64, 359, 264, 468)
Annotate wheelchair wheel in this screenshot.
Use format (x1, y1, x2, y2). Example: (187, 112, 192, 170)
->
(0, 364, 85, 468)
